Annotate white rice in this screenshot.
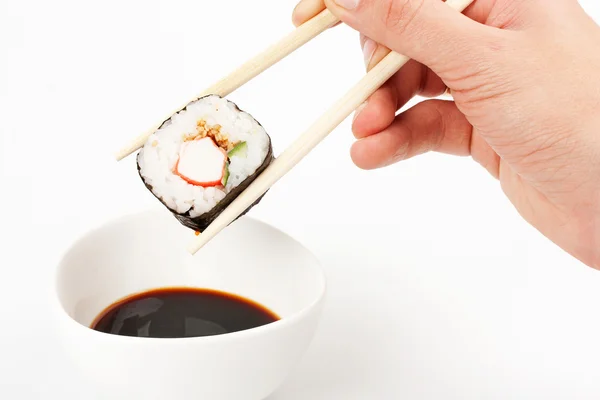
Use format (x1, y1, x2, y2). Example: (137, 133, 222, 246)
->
(137, 95, 270, 218)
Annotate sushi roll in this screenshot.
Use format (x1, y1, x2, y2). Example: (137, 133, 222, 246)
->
(137, 95, 274, 232)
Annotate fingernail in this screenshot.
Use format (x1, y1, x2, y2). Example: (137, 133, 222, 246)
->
(334, 0, 360, 10)
(353, 102, 367, 122)
(362, 38, 376, 68)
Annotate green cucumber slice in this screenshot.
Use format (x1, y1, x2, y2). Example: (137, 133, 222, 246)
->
(222, 163, 230, 186)
(228, 141, 248, 158)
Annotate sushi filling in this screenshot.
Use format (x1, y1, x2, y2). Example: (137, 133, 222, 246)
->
(188, 120, 235, 151)
(174, 137, 227, 187)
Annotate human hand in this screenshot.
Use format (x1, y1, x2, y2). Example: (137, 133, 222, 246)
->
(292, 0, 600, 270)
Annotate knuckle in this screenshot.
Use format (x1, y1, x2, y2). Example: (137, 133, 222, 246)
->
(380, 0, 425, 37)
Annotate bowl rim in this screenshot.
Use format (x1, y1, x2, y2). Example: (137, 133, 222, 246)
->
(51, 207, 327, 345)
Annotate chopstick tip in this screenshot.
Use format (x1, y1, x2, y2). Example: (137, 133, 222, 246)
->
(187, 239, 202, 255)
(114, 146, 132, 161)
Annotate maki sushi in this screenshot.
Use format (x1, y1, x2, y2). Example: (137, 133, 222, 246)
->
(137, 95, 274, 232)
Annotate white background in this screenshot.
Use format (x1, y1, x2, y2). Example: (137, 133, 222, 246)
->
(1, 0, 600, 398)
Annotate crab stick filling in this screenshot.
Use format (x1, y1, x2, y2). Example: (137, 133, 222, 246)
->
(174, 137, 226, 187)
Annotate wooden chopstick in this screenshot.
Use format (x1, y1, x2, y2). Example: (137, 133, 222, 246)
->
(187, 0, 475, 255)
(114, 9, 338, 161)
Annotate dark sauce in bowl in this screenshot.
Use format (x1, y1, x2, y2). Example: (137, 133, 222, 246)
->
(91, 287, 280, 338)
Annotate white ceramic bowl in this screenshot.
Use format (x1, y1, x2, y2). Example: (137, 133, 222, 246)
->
(52, 209, 326, 400)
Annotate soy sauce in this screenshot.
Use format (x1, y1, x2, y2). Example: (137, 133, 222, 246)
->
(91, 287, 280, 338)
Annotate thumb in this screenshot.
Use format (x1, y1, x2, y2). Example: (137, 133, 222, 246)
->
(324, 0, 499, 79)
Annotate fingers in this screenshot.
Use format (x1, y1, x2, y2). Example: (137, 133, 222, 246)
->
(352, 59, 446, 139)
(292, 0, 342, 27)
(323, 0, 497, 77)
(352, 34, 395, 139)
(360, 34, 390, 71)
(292, 0, 326, 26)
(470, 126, 500, 178)
(352, 82, 398, 139)
(351, 100, 471, 169)
(350, 99, 500, 177)
(461, 1, 496, 25)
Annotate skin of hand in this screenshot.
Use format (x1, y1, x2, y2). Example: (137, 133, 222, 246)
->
(292, 0, 600, 270)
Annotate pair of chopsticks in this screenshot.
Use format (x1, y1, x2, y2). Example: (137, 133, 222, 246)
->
(115, 0, 475, 255)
